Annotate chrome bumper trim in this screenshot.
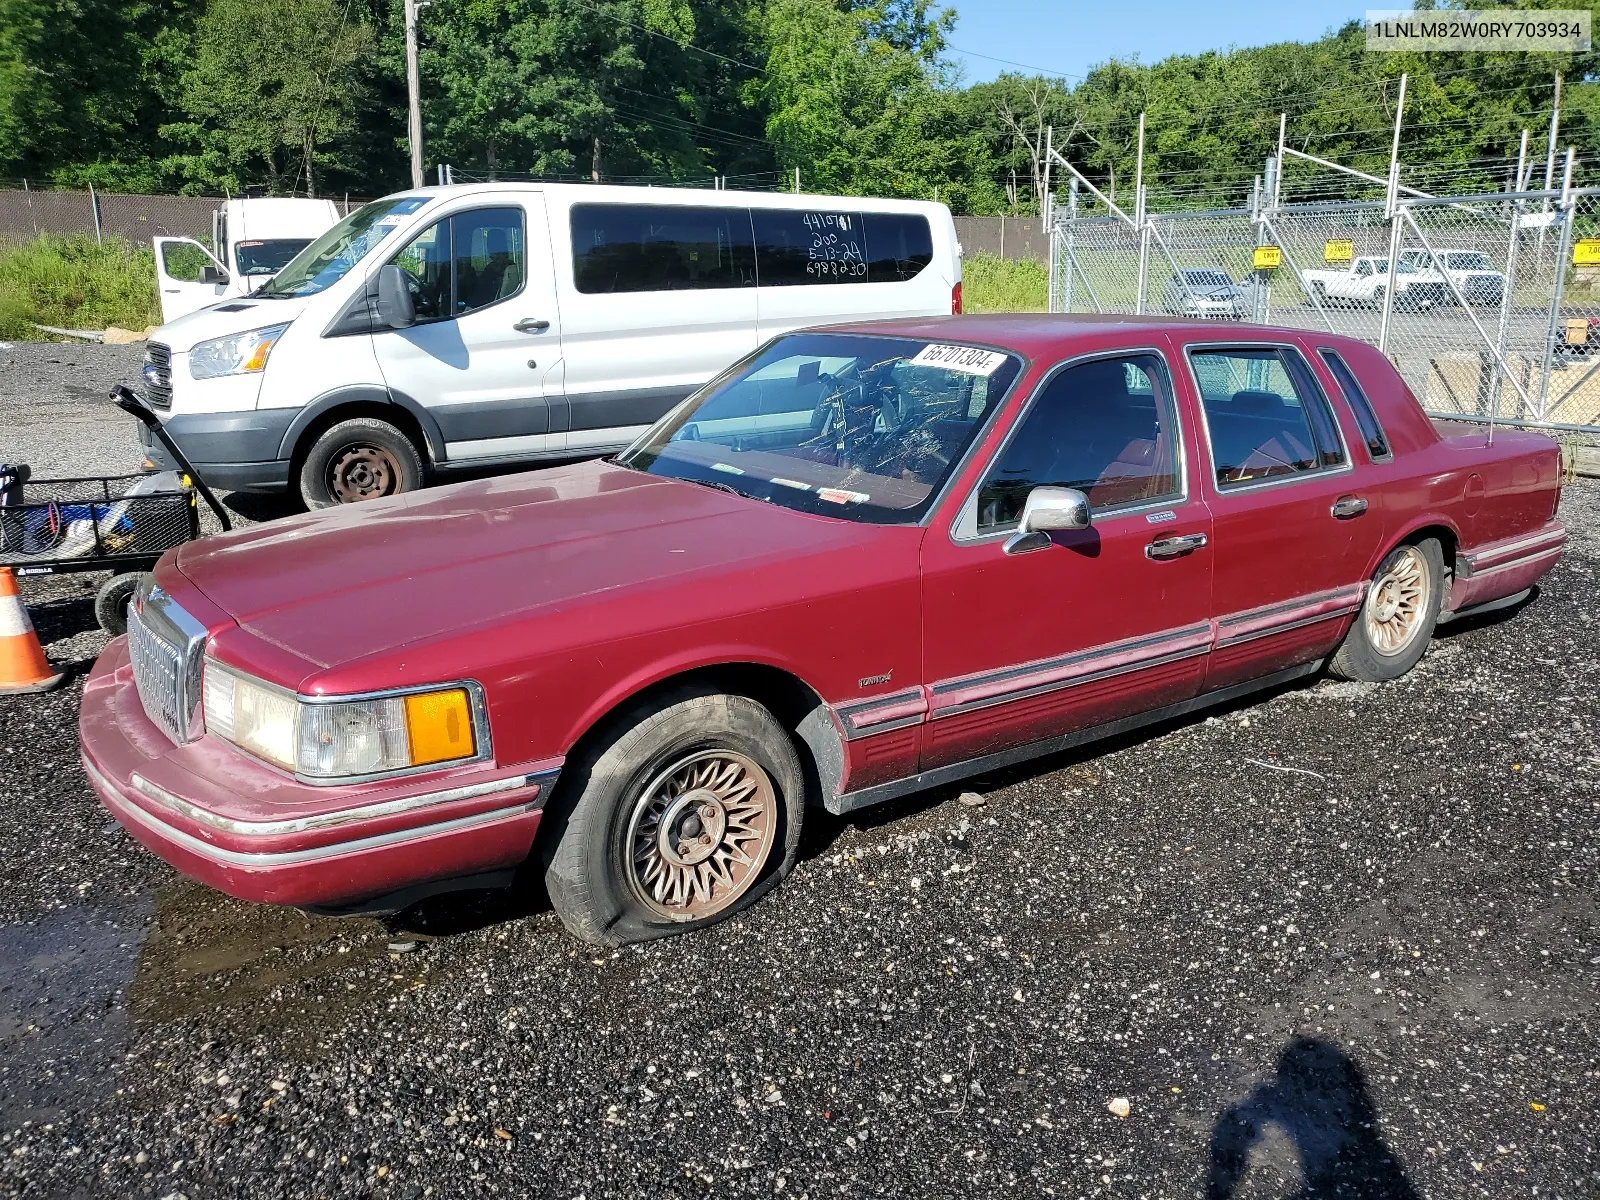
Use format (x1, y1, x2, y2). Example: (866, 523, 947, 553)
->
(128, 768, 557, 837)
(86, 755, 547, 868)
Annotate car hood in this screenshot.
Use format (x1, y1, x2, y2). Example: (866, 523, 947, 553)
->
(175, 460, 882, 677)
(154, 294, 313, 351)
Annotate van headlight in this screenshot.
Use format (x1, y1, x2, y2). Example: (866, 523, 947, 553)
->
(188, 324, 290, 380)
(202, 660, 485, 781)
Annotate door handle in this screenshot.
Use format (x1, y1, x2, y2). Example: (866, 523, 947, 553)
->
(513, 318, 550, 333)
(1331, 495, 1368, 519)
(1145, 532, 1208, 560)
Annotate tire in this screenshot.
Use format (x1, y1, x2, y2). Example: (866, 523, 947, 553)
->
(95, 571, 144, 637)
(1312, 281, 1327, 304)
(542, 687, 805, 947)
(1372, 285, 1386, 310)
(1328, 538, 1445, 683)
(298, 417, 424, 509)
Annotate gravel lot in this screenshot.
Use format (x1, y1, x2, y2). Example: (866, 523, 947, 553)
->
(2, 363, 1597, 1199)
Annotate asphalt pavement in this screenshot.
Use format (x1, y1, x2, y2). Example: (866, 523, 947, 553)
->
(1, 359, 1597, 1199)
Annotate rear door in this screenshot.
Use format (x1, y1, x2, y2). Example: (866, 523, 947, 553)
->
(1182, 340, 1387, 691)
(554, 199, 758, 452)
(372, 197, 569, 463)
(153, 237, 229, 322)
(919, 349, 1213, 770)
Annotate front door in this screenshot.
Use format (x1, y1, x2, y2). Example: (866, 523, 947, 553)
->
(372, 197, 568, 463)
(920, 350, 1214, 771)
(153, 237, 230, 323)
(1181, 342, 1386, 690)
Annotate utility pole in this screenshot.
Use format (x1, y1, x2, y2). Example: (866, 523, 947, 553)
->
(405, 0, 426, 189)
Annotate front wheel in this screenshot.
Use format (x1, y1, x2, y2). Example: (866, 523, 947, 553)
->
(1328, 539, 1445, 682)
(298, 417, 424, 509)
(542, 688, 805, 946)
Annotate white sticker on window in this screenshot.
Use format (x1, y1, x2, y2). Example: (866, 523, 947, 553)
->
(908, 344, 1009, 376)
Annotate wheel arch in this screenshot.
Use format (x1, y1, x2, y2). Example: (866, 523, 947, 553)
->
(552, 659, 844, 814)
(1374, 517, 1459, 580)
(277, 386, 446, 477)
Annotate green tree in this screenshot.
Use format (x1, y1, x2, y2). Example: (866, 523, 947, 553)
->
(166, 0, 376, 195)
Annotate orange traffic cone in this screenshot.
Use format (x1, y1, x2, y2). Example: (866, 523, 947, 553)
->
(0, 567, 65, 694)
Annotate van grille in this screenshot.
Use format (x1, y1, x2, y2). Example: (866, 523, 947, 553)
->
(143, 343, 173, 410)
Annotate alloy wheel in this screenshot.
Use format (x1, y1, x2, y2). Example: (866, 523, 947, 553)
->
(1365, 546, 1429, 656)
(624, 749, 778, 920)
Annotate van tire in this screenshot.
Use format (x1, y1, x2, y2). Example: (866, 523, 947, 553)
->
(298, 418, 424, 509)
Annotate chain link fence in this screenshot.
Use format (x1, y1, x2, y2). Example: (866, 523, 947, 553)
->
(1051, 183, 1600, 435)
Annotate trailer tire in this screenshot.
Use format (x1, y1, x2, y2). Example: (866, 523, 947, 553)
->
(298, 418, 424, 509)
(95, 571, 144, 637)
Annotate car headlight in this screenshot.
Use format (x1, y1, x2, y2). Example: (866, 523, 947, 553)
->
(188, 324, 290, 380)
(202, 660, 484, 780)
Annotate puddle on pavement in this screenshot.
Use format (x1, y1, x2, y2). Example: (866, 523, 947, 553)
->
(0, 906, 146, 1127)
(125, 881, 400, 1053)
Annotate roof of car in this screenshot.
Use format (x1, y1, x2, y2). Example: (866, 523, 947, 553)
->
(812, 313, 1365, 359)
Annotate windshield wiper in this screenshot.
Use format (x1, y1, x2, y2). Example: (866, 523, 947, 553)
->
(686, 477, 760, 502)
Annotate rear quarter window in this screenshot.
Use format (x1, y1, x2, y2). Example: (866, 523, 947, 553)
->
(1318, 349, 1392, 461)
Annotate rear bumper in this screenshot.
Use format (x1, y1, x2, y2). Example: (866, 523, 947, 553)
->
(79, 637, 554, 908)
(1449, 520, 1566, 614)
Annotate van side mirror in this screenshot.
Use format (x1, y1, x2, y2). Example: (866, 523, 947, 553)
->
(200, 265, 229, 285)
(1004, 486, 1091, 555)
(375, 264, 416, 329)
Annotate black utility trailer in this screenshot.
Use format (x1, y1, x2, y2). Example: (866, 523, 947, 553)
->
(0, 388, 232, 634)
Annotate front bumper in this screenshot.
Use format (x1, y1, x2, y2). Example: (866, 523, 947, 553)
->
(79, 637, 555, 908)
(139, 414, 293, 492)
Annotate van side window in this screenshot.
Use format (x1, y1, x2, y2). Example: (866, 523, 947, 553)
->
(752, 210, 933, 286)
(1191, 347, 1346, 487)
(571, 204, 756, 293)
(391, 207, 525, 322)
(863, 213, 933, 281)
(453, 208, 524, 315)
(1318, 348, 1392, 461)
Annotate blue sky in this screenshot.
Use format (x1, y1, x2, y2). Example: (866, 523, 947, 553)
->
(944, 0, 1368, 84)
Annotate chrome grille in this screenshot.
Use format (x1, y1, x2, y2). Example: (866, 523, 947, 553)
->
(126, 580, 207, 744)
(143, 343, 173, 410)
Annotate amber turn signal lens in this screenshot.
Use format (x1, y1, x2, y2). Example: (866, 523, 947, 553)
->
(404, 689, 475, 765)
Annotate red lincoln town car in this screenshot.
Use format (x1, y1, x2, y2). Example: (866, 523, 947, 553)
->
(80, 315, 1566, 945)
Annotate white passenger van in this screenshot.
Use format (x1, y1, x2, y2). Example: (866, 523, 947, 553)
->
(152, 198, 343, 323)
(137, 184, 962, 507)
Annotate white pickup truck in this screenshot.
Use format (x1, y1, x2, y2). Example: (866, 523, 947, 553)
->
(1397, 249, 1505, 306)
(1302, 255, 1447, 311)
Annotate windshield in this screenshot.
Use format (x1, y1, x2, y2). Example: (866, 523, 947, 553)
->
(234, 238, 312, 277)
(1185, 270, 1231, 287)
(259, 196, 431, 297)
(1447, 252, 1493, 271)
(617, 333, 1023, 524)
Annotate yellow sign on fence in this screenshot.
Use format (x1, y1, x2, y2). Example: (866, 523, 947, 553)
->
(1324, 240, 1354, 263)
(1253, 246, 1282, 270)
(1574, 238, 1600, 266)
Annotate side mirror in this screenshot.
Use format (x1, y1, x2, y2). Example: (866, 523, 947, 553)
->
(1004, 486, 1091, 555)
(200, 265, 229, 285)
(375, 264, 416, 329)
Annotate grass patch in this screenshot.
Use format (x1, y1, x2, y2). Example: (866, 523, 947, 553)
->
(962, 252, 1048, 313)
(0, 234, 159, 340)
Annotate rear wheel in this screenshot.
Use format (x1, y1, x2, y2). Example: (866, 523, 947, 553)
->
(1328, 539, 1444, 682)
(298, 417, 424, 509)
(542, 688, 804, 946)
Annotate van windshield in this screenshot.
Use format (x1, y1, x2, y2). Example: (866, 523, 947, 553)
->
(617, 333, 1023, 524)
(258, 196, 431, 298)
(234, 238, 312, 277)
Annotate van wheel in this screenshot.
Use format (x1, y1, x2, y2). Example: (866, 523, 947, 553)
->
(542, 688, 804, 947)
(299, 418, 423, 509)
(1328, 539, 1444, 683)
